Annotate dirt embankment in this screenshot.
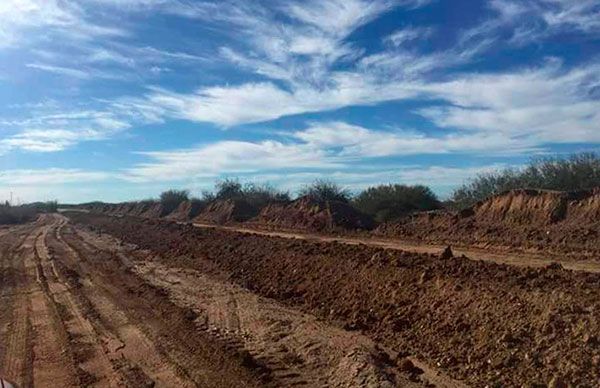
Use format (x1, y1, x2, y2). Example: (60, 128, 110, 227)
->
(377, 188, 600, 257)
(68, 212, 600, 388)
(193, 199, 260, 225)
(165, 200, 205, 221)
(251, 196, 375, 232)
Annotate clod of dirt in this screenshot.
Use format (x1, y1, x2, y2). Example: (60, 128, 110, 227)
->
(440, 246, 454, 260)
(396, 358, 423, 375)
(546, 262, 564, 270)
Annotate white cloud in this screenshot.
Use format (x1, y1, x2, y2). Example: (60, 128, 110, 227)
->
(0, 168, 109, 186)
(123, 139, 340, 182)
(0, 0, 125, 49)
(0, 109, 132, 153)
(26, 63, 90, 79)
(386, 26, 434, 46)
(419, 62, 600, 144)
(122, 121, 539, 183)
(461, 0, 600, 48)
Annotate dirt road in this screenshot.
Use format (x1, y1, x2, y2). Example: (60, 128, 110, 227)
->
(0, 214, 438, 387)
(192, 222, 600, 273)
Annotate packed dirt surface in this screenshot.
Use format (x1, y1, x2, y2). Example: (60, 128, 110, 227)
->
(0, 214, 435, 388)
(66, 212, 600, 387)
(377, 189, 600, 258)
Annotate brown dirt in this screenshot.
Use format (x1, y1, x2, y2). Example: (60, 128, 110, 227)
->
(67, 212, 600, 387)
(0, 214, 430, 387)
(252, 196, 375, 232)
(165, 200, 204, 221)
(376, 188, 600, 258)
(0, 215, 270, 387)
(193, 199, 259, 225)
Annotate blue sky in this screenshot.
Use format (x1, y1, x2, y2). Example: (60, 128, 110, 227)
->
(0, 0, 599, 203)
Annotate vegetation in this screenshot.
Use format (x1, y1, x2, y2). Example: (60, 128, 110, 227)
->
(0, 204, 37, 225)
(298, 179, 351, 203)
(353, 184, 441, 222)
(160, 189, 190, 214)
(451, 152, 600, 209)
(202, 178, 290, 209)
(31, 200, 59, 213)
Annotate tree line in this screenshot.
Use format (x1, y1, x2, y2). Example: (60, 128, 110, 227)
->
(157, 152, 600, 223)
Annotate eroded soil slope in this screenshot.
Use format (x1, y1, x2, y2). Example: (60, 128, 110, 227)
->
(68, 212, 600, 387)
(377, 189, 600, 257)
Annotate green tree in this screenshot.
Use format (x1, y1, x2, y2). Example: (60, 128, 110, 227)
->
(298, 179, 351, 203)
(353, 184, 441, 222)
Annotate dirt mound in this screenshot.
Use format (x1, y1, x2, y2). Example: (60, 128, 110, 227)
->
(472, 189, 568, 225)
(165, 200, 205, 221)
(68, 212, 600, 387)
(194, 199, 259, 225)
(139, 203, 169, 218)
(563, 187, 600, 224)
(254, 196, 375, 232)
(376, 188, 600, 256)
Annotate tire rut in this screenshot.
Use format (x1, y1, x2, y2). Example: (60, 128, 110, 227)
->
(53, 215, 265, 387)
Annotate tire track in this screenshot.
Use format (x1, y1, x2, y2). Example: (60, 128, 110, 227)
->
(36, 219, 123, 387)
(51, 218, 221, 387)
(55, 216, 269, 387)
(28, 222, 78, 387)
(0, 224, 40, 387)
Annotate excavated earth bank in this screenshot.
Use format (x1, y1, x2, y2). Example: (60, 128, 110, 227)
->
(67, 212, 600, 388)
(252, 196, 375, 232)
(376, 189, 600, 257)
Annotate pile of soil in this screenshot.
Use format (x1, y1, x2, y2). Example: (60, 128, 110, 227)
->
(193, 199, 259, 225)
(165, 200, 205, 221)
(139, 203, 170, 218)
(253, 196, 375, 232)
(68, 212, 600, 387)
(377, 188, 600, 256)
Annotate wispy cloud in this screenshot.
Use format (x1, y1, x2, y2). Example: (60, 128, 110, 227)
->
(122, 121, 538, 183)
(0, 0, 125, 49)
(419, 61, 600, 144)
(26, 63, 90, 79)
(0, 109, 131, 153)
(0, 168, 110, 186)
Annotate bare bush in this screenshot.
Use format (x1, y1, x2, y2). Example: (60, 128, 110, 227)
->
(451, 152, 600, 209)
(298, 179, 351, 203)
